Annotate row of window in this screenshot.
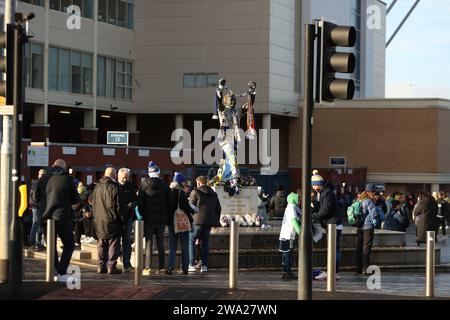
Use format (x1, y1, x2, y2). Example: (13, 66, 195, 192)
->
(20, 0, 134, 29)
(183, 73, 219, 88)
(48, 47, 93, 95)
(26, 43, 132, 100)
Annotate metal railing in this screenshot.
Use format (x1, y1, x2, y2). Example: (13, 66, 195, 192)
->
(229, 221, 239, 289)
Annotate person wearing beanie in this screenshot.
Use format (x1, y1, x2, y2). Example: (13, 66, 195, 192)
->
(137, 161, 170, 275)
(165, 172, 195, 275)
(311, 170, 343, 281)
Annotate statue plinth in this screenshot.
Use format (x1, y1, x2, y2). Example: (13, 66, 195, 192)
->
(214, 186, 259, 217)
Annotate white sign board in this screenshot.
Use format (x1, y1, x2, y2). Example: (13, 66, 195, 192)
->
(103, 148, 115, 156)
(86, 175, 93, 185)
(27, 146, 49, 167)
(138, 149, 150, 157)
(62, 147, 77, 155)
(215, 186, 259, 216)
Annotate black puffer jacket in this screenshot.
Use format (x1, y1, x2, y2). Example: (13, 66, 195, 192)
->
(189, 185, 221, 227)
(92, 177, 124, 240)
(270, 191, 288, 218)
(33, 166, 80, 226)
(137, 177, 170, 225)
(167, 184, 195, 227)
(415, 197, 438, 243)
(312, 182, 342, 226)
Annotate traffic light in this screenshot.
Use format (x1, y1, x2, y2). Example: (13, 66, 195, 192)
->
(316, 20, 356, 103)
(0, 24, 15, 104)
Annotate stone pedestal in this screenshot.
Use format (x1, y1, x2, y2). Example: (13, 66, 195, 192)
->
(214, 186, 259, 216)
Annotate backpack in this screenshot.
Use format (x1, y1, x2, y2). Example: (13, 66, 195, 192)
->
(347, 200, 364, 227)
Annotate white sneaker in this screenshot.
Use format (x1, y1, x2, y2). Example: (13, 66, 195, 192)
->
(314, 271, 327, 281)
(85, 237, 97, 244)
(54, 274, 70, 282)
(188, 265, 196, 272)
(200, 266, 208, 273)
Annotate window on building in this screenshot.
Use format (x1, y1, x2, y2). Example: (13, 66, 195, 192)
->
(98, 0, 107, 22)
(20, 0, 44, 6)
(60, 49, 71, 92)
(97, 56, 106, 97)
(71, 51, 82, 94)
(183, 74, 195, 88)
(50, 0, 60, 10)
(195, 73, 207, 88)
(115, 59, 132, 100)
(127, 0, 134, 29)
(49, 0, 93, 18)
(117, 0, 127, 27)
(107, 0, 117, 25)
(207, 73, 218, 87)
(97, 0, 133, 29)
(31, 43, 44, 89)
(82, 53, 93, 95)
(105, 57, 115, 98)
(49, 47, 59, 91)
(61, 0, 72, 12)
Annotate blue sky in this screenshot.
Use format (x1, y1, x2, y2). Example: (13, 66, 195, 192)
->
(385, 0, 450, 99)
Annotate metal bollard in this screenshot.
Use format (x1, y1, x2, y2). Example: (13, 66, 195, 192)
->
(327, 224, 336, 292)
(134, 220, 144, 286)
(46, 219, 55, 282)
(229, 221, 239, 289)
(426, 230, 435, 297)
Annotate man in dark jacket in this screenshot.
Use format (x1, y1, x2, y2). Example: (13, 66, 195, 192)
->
(29, 168, 46, 251)
(92, 167, 124, 274)
(414, 190, 439, 245)
(117, 167, 136, 273)
(436, 191, 448, 236)
(269, 185, 288, 219)
(33, 159, 80, 281)
(188, 176, 221, 273)
(137, 161, 170, 275)
(310, 170, 342, 281)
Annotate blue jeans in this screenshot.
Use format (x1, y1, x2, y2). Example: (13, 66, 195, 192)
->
(121, 219, 133, 268)
(189, 225, 211, 267)
(280, 239, 295, 273)
(29, 208, 43, 246)
(54, 222, 75, 275)
(168, 226, 190, 272)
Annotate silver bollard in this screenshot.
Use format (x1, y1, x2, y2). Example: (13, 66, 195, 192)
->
(46, 219, 55, 282)
(426, 230, 435, 297)
(134, 220, 144, 286)
(229, 221, 239, 289)
(327, 224, 336, 292)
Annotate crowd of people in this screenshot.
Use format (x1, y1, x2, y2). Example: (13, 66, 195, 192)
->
(21, 159, 450, 282)
(24, 159, 222, 281)
(276, 171, 450, 281)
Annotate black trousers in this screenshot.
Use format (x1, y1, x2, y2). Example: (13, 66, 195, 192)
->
(97, 237, 121, 269)
(144, 224, 165, 269)
(356, 228, 374, 274)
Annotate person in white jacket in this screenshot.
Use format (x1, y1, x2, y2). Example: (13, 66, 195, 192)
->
(279, 192, 301, 280)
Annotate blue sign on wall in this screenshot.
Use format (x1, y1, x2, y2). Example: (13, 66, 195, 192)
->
(107, 131, 129, 145)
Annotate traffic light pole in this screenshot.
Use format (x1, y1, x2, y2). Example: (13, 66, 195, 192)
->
(0, 0, 15, 285)
(298, 24, 315, 301)
(9, 24, 24, 296)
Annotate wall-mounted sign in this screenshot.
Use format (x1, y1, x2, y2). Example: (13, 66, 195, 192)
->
(27, 146, 49, 167)
(138, 149, 150, 157)
(62, 147, 77, 155)
(103, 148, 115, 156)
(107, 131, 129, 145)
(329, 156, 346, 168)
